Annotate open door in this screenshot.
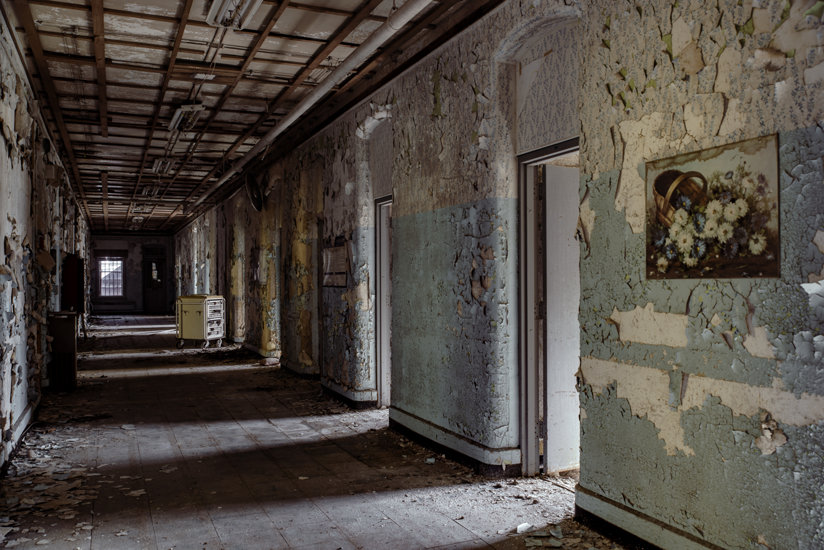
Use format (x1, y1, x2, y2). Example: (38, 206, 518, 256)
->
(520, 139, 581, 474)
(376, 196, 392, 408)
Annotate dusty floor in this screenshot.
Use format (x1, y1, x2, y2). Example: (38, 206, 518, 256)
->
(1, 316, 645, 549)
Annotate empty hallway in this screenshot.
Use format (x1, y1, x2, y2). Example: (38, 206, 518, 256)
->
(0, 317, 622, 549)
(1, 0, 823, 548)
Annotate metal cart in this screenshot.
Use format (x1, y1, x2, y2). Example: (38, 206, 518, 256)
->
(176, 294, 225, 348)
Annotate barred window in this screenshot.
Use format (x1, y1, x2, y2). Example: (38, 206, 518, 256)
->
(99, 259, 123, 297)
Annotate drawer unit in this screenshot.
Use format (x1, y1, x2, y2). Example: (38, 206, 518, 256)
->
(176, 294, 225, 348)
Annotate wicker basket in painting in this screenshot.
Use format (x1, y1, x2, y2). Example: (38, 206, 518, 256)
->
(653, 170, 708, 227)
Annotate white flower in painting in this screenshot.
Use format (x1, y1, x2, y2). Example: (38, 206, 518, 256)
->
(706, 200, 723, 220)
(683, 255, 698, 267)
(734, 198, 748, 218)
(749, 233, 767, 255)
(657, 257, 669, 273)
(741, 176, 756, 197)
(675, 231, 694, 254)
(669, 222, 684, 242)
(716, 222, 734, 243)
(723, 202, 741, 222)
(673, 208, 689, 226)
(702, 218, 718, 239)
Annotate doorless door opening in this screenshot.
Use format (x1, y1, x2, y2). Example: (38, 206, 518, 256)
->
(519, 138, 581, 475)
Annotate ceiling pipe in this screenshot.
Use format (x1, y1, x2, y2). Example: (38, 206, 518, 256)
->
(190, 0, 434, 210)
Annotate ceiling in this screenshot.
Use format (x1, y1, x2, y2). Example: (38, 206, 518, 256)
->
(1, 0, 503, 233)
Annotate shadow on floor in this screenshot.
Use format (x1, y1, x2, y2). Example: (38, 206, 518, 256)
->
(0, 316, 643, 549)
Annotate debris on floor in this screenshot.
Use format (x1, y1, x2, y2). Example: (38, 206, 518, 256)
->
(0, 317, 643, 549)
(0, 422, 98, 548)
(521, 518, 642, 549)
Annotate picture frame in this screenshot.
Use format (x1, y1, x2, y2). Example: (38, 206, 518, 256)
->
(645, 135, 780, 279)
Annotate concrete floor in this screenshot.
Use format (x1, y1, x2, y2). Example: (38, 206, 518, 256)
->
(0, 316, 634, 550)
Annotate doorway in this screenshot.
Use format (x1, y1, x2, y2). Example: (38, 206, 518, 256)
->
(376, 196, 393, 408)
(519, 138, 581, 474)
(143, 257, 167, 314)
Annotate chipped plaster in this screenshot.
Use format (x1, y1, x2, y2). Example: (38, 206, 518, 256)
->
(171, 0, 824, 545)
(609, 303, 688, 347)
(0, 12, 89, 469)
(578, 0, 824, 545)
(582, 356, 824, 451)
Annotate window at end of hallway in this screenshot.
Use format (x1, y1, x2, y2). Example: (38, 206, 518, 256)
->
(99, 258, 124, 297)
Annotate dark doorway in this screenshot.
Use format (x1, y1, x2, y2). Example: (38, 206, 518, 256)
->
(143, 258, 167, 313)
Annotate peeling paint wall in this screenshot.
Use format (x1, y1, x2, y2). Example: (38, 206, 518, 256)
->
(0, 14, 89, 469)
(172, 0, 584, 465)
(174, 172, 283, 356)
(229, 198, 249, 340)
(316, 108, 387, 402)
(280, 163, 322, 374)
(244, 191, 283, 358)
(508, 16, 580, 155)
(382, 1, 584, 468)
(577, 0, 824, 547)
(272, 1, 583, 457)
(171, 1, 822, 545)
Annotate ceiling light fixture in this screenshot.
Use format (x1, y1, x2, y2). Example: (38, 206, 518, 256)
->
(206, 0, 264, 30)
(169, 103, 205, 132)
(151, 158, 172, 175)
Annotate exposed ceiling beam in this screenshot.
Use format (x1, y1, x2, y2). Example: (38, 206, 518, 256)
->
(64, 119, 273, 138)
(268, 0, 385, 22)
(268, 0, 386, 118)
(171, 0, 384, 223)
(51, 76, 279, 105)
(55, 91, 267, 118)
(10, 0, 92, 224)
(40, 51, 309, 87)
(11, 0, 497, 235)
(38, 28, 332, 69)
(101, 171, 109, 230)
(270, 0, 504, 158)
(24, 1, 364, 47)
(150, 0, 292, 221)
(36, 29, 205, 56)
(26, 0, 387, 23)
(90, 0, 108, 137)
(127, 0, 195, 227)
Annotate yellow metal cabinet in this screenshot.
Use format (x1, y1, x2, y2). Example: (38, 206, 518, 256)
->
(176, 295, 225, 348)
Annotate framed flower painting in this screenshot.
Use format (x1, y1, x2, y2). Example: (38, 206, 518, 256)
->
(645, 135, 779, 279)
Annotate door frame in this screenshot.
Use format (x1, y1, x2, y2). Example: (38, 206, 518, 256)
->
(519, 137, 579, 475)
(375, 195, 393, 408)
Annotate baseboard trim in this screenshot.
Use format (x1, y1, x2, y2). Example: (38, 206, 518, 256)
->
(280, 360, 320, 376)
(389, 407, 520, 477)
(321, 383, 376, 410)
(241, 342, 279, 358)
(575, 485, 722, 550)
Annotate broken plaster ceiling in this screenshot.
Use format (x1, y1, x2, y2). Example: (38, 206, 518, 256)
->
(1, 0, 503, 233)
